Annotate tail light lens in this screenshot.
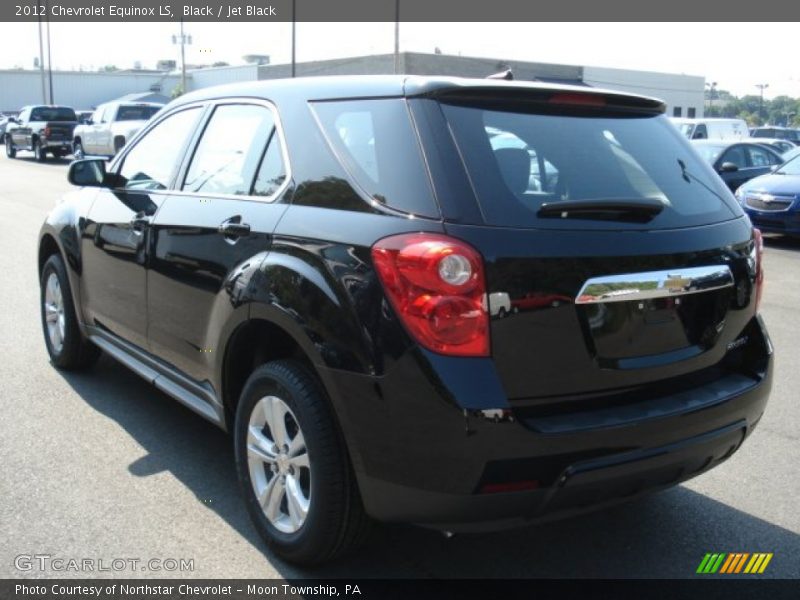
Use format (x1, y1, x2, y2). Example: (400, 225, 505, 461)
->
(753, 228, 764, 312)
(371, 233, 489, 357)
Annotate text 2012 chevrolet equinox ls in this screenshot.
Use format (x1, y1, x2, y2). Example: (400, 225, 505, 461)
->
(38, 76, 772, 564)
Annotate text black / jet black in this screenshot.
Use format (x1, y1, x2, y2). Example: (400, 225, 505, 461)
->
(38, 76, 772, 565)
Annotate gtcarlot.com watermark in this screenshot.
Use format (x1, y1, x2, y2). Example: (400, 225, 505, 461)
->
(14, 554, 194, 573)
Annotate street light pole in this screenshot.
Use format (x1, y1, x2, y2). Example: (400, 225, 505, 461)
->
(44, 0, 54, 103)
(291, 0, 296, 78)
(180, 18, 187, 94)
(755, 83, 769, 123)
(36, 12, 46, 103)
(394, 0, 400, 74)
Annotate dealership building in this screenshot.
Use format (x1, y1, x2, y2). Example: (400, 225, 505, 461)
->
(0, 52, 705, 118)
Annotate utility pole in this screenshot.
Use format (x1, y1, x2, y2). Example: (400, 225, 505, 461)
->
(45, 0, 53, 103)
(36, 12, 46, 103)
(755, 83, 769, 123)
(394, 0, 400, 74)
(291, 0, 296, 78)
(172, 20, 191, 95)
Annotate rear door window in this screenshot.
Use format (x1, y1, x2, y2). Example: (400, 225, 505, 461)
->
(441, 102, 741, 229)
(182, 104, 275, 197)
(311, 99, 439, 218)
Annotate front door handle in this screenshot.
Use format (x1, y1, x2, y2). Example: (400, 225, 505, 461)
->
(130, 213, 151, 232)
(219, 216, 251, 238)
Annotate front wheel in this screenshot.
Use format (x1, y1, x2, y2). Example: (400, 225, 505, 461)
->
(234, 360, 370, 565)
(72, 140, 84, 159)
(34, 139, 47, 162)
(40, 254, 101, 370)
(5, 137, 15, 158)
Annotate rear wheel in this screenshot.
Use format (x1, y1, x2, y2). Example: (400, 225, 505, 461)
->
(5, 137, 15, 158)
(234, 360, 370, 565)
(40, 254, 101, 370)
(34, 139, 47, 162)
(72, 140, 84, 159)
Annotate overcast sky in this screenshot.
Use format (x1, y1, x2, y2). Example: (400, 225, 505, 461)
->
(0, 22, 797, 99)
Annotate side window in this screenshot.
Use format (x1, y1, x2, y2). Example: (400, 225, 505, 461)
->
(119, 107, 201, 191)
(252, 130, 287, 198)
(183, 104, 274, 196)
(721, 146, 747, 168)
(693, 124, 708, 139)
(748, 145, 777, 167)
(311, 99, 439, 217)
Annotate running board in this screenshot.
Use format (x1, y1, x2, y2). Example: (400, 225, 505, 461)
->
(87, 329, 226, 430)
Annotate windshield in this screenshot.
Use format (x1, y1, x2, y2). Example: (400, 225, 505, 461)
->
(116, 105, 161, 121)
(691, 144, 726, 165)
(442, 103, 740, 229)
(676, 123, 694, 138)
(30, 106, 76, 121)
(776, 155, 800, 175)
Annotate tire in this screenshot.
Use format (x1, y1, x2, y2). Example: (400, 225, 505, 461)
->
(34, 139, 47, 162)
(234, 360, 370, 565)
(113, 137, 125, 155)
(72, 140, 84, 159)
(40, 254, 101, 370)
(5, 137, 15, 158)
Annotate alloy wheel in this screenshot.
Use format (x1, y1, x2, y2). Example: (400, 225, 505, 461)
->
(43, 272, 66, 353)
(247, 395, 311, 534)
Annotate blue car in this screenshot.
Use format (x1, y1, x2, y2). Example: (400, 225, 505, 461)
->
(736, 153, 800, 236)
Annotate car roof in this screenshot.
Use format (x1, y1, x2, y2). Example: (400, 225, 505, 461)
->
(170, 74, 664, 111)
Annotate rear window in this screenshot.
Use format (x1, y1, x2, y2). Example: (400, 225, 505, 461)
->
(116, 105, 161, 121)
(30, 106, 76, 122)
(442, 103, 741, 229)
(311, 99, 439, 218)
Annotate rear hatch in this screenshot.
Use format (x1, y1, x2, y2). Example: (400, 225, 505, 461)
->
(420, 87, 758, 400)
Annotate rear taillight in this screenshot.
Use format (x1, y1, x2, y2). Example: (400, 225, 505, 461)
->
(371, 233, 489, 357)
(753, 228, 764, 312)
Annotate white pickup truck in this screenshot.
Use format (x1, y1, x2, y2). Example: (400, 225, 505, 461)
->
(72, 101, 163, 158)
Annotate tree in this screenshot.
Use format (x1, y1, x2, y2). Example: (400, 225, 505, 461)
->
(100, 65, 119, 72)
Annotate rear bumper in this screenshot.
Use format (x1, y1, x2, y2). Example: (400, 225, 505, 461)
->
(321, 315, 773, 530)
(41, 139, 72, 150)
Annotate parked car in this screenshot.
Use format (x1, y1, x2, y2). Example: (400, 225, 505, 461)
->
(75, 110, 94, 124)
(72, 101, 162, 158)
(38, 76, 772, 565)
(0, 115, 10, 143)
(671, 117, 748, 140)
(749, 137, 796, 154)
(5, 105, 77, 161)
(735, 152, 800, 237)
(750, 126, 800, 144)
(691, 140, 785, 191)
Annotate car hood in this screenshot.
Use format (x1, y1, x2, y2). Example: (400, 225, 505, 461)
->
(740, 173, 800, 196)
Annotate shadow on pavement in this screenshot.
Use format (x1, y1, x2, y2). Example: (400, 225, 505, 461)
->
(6, 155, 72, 166)
(58, 355, 800, 579)
(764, 234, 800, 251)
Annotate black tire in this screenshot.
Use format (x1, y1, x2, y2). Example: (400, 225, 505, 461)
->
(73, 140, 84, 159)
(234, 360, 370, 565)
(40, 254, 101, 370)
(34, 139, 47, 162)
(5, 137, 15, 158)
(113, 137, 125, 155)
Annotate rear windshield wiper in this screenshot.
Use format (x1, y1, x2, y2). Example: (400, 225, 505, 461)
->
(537, 198, 664, 223)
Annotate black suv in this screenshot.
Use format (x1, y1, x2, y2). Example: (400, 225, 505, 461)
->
(38, 76, 773, 565)
(6, 105, 77, 161)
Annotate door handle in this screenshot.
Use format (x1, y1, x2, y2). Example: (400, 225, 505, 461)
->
(130, 214, 151, 232)
(219, 217, 251, 238)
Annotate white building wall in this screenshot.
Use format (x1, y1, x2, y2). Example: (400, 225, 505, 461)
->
(582, 65, 705, 118)
(188, 64, 259, 91)
(0, 70, 181, 113)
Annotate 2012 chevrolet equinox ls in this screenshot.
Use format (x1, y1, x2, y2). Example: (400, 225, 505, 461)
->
(38, 76, 772, 565)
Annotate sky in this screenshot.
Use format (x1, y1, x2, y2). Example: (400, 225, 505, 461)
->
(0, 21, 797, 99)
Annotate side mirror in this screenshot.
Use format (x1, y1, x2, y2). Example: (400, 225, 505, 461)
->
(719, 162, 739, 173)
(68, 159, 112, 188)
(8, 117, 17, 124)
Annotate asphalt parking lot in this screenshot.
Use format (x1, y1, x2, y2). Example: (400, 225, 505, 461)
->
(0, 152, 798, 579)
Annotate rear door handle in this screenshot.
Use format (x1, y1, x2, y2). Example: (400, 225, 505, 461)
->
(219, 217, 251, 238)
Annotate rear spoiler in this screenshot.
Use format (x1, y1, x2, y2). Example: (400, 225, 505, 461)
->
(418, 86, 666, 116)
